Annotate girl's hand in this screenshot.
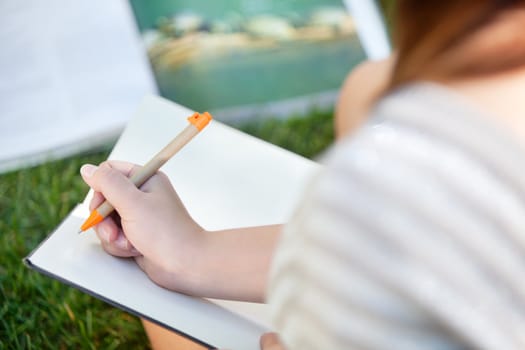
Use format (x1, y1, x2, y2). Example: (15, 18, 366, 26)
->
(80, 160, 206, 294)
(260, 333, 286, 350)
(81, 160, 281, 302)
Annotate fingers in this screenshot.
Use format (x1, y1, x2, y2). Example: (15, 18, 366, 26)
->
(89, 191, 105, 211)
(139, 171, 173, 194)
(260, 333, 286, 350)
(134, 255, 146, 272)
(100, 233, 141, 258)
(81, 161, 143, 215)
(94, 216, 120, 243)
(95, 216, 141, 258)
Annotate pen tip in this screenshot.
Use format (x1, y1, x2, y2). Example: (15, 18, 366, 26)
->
(77, 230, 83, 234)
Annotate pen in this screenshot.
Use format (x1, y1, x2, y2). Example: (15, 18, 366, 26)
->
(78, 111, 212, 233)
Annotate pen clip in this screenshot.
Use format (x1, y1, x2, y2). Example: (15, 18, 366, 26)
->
(187, 112, 212, 131)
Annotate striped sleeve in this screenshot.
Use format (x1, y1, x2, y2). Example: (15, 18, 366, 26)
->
(268, 84, 525, 350)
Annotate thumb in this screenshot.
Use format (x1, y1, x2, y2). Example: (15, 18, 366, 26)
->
(80, 162, 142, 214)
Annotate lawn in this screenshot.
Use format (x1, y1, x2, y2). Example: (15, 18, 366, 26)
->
(0, 110, 334, 349)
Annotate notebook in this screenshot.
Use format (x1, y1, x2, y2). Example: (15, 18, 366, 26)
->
(25, 95, 321, 350)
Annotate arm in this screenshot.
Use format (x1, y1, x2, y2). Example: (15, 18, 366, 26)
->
(192, 225, 282, 302)
(78, 57, 395, 305)
(80, 161, 279, 303)
(136, 224, 282, 303)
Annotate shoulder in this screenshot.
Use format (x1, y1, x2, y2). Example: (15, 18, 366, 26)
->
(335, 56, 394, 138)
(269, 84, 525, 349)
(342, 57, 393, 89)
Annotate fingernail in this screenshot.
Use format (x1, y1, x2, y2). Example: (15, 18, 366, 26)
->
(80, 164, 98, 177)
(99, 226, 110, 243)
(115, 234, 129, 250)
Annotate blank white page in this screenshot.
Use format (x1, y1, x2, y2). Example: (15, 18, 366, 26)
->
(26, 96, 320, 350)
(0, 0, 156, 173)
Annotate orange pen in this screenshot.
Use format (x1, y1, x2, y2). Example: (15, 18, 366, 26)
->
(79, 111, 212, 233)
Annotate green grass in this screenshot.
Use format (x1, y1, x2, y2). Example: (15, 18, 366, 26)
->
(0, 111, 334, 349)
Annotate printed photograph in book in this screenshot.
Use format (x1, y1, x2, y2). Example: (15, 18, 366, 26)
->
(129, 0, 367, 122)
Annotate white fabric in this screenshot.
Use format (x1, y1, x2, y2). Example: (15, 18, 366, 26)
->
(268, 84, 525, 350)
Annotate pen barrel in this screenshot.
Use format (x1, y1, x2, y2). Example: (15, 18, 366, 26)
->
(96, 200, 116, 218)
(80, 112, 212, 233)
(130, 124, 199, 188)
(96, 124, 200, 220)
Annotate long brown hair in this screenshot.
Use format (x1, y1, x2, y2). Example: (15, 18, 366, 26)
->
(390, 0, 525, 89)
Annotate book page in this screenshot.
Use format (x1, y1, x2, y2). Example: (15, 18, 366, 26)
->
(343, 0, 391, 60)
(28, 208, 264, 349)
(0, 0, 156, 173)
(27, 96, 320, 349)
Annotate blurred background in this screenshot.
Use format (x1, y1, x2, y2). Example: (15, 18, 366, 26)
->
(0, 0, 392, 348)
(130, 0, 366, 120)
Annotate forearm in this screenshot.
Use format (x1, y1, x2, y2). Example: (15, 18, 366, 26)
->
(178, 225, 283, 303)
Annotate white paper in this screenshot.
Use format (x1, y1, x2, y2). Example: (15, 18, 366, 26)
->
(0, 0, 156, 173)
(344, 0, 391, 60)
(27, 96, 320, 350)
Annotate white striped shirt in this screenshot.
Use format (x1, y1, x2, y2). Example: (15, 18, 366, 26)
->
(268, 83, 525, 350)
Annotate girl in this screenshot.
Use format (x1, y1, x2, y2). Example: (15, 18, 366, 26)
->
(82, 1, 525, 348)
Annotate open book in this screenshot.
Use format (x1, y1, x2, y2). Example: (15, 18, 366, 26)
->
(25, 96, 320, 350)
(2, 0, 388, 174)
